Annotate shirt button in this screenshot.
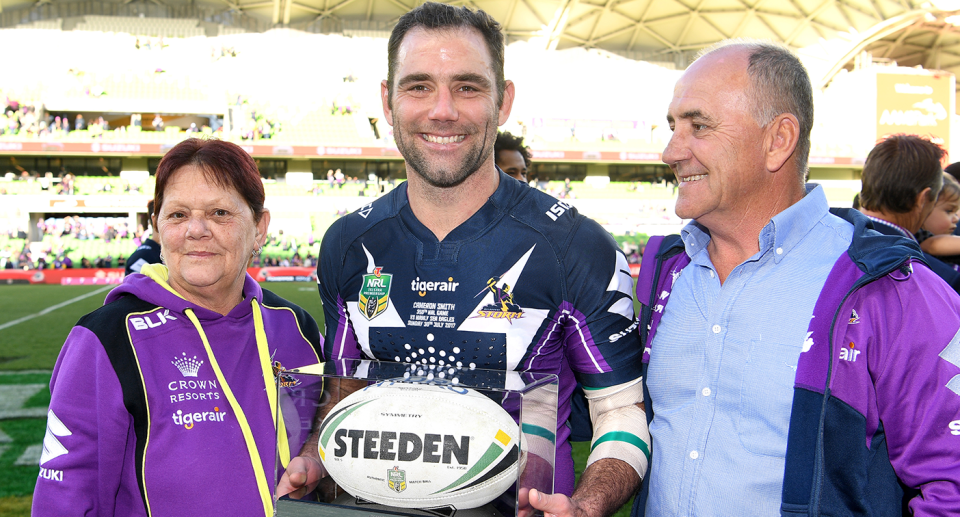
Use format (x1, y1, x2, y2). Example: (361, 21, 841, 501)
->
(709, 270, 715, 278)
(776, 247, 784, 255)
(689, 450, 699, 460)
(701, 387, 711, 397)
(712, 324, 721, 334)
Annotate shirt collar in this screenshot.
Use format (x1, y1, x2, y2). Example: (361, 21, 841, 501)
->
(862, 214, 917, 241)
(679, 184, 831, 264)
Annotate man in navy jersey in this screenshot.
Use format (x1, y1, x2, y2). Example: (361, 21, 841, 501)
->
(278, 3, 647, 516)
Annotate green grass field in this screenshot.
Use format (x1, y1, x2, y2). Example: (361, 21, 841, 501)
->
(0, 282, 632, 517)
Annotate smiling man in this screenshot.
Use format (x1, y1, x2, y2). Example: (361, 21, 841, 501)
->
(632, 41, 960, 516)
(278, 3, 647, 517)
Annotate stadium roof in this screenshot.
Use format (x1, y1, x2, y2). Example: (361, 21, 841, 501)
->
(3, 0, 960, 87)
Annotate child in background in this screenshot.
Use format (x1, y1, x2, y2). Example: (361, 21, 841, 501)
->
(917, 173, 960, 268)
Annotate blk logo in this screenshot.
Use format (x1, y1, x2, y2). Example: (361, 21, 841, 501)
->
(131, 309, 177, 330)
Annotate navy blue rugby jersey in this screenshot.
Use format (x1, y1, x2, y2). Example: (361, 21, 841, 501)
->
(316, 172, 642, 493)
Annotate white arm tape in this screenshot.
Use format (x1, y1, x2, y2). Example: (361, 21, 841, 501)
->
(584, 377, 650, 479)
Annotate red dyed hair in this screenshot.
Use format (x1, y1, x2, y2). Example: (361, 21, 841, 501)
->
(153, 138, 265, 222)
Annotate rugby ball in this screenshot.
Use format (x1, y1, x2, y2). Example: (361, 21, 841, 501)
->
(317, 382, 520, 509)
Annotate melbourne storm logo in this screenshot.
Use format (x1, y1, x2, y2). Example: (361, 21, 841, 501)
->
(272, 354, 301, 388)
(359, 266, 393, 320)
(475, 276, 523, 321)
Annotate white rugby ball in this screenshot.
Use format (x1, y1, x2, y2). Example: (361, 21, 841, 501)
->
(317, 381, 520, 509)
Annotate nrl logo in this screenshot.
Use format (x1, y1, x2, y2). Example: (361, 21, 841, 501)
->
(359, 267, 393, 320)
(387, 466, 407, 493)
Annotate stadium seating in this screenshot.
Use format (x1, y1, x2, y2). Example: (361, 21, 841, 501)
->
(74, 16, 205, 39)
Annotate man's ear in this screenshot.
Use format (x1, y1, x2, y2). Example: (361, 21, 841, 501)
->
(498, 80, 516, 126)
(381, 80, 394, 126)
(765, 113, 800, 173)
(915, 187, 934, 213)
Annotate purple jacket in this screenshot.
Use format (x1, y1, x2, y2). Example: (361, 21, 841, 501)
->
(632, 208, 960, 516)
(32, 272, 322, 517)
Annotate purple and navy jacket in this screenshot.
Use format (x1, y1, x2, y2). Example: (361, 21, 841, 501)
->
(631, 208, 960, 516)
(32, 273, 323, 516)
(317, 172, 643, 496)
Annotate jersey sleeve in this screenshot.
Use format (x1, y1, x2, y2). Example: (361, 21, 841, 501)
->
(317, 218, 362, 365)
(32, 326, 138, 517)
(560, 218, 643, 388)
(869, 266, 960, 515)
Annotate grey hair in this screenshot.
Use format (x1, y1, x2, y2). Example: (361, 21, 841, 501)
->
(696, 40, 814, 181)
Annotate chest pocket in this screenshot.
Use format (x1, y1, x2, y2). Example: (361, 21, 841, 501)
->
(738, 339, 801, 456)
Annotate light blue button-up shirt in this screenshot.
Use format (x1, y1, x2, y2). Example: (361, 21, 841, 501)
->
(645, 186, 854, 516)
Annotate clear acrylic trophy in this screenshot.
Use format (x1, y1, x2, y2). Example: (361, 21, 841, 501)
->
(275, 359, 557, 517)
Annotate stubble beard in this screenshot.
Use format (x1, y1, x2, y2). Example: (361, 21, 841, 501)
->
(394, 117, 495, 189)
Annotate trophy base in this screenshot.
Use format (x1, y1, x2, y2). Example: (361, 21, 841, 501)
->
(276, 494, 507, 517)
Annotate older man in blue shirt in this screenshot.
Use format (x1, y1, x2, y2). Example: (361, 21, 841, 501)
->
(633, 41, 960, 516)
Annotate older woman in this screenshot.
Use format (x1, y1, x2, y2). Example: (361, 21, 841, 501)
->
(32, 138, 322, 516)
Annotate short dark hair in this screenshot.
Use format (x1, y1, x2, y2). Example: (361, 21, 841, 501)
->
(153, 138, 265, 223)
(387, 2, 505, 108)
(495, 131, 531, 168)
(698, 41, 814, 180)
(859, 134, 945, 213)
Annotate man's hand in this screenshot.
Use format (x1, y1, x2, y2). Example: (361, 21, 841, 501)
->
(276, 455, 325, 500)
(526, 488, 582, 517)
(525, 458, 640, 517)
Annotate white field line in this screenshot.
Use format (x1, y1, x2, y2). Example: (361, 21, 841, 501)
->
(0, 285, 112, 331)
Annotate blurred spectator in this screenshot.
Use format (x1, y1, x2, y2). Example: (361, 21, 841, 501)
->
(858, 134, 960, 292)
(125, 200, 162, 276)
(152, 114, 164, 131)
(494, 131, 531, 182)
(75, 114, 85, 131)
(0, 246, 12, 269)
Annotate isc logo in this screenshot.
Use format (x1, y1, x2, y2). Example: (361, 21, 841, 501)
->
(545, 200, 573, 221)
(950, 420, 960, 436)
(131, 310, 177, 330)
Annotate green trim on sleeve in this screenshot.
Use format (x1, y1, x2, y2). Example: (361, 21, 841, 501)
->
(590, 431, 651, 459)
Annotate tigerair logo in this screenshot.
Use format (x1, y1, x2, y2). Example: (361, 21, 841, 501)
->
(130, 309, 177, 330)
(474, 277, 523, 320)
(173, 407, 227, 429)
(839, 342, 861, 362)
(411, 277, 459, 297)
